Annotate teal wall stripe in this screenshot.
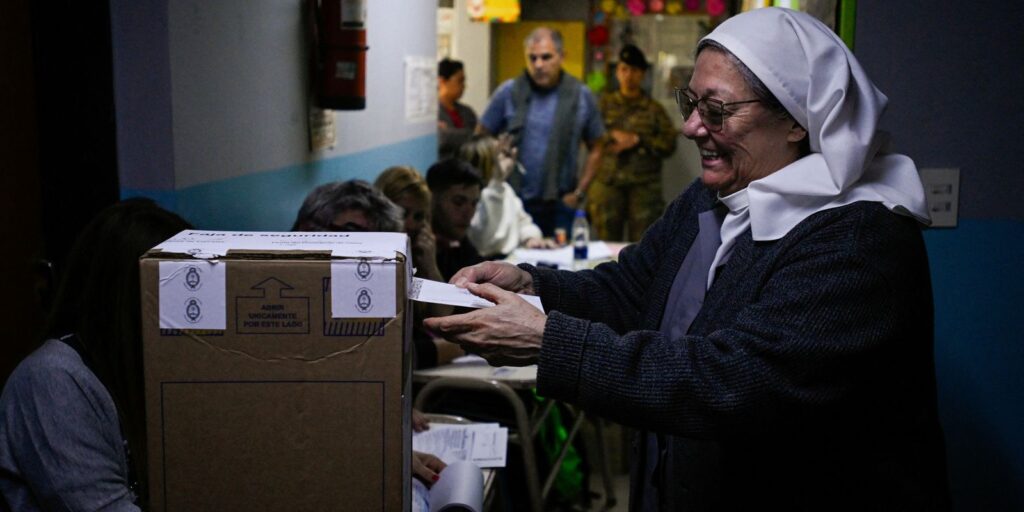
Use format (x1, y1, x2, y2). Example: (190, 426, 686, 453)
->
(120, 187, 179, 214)
(924, 220, 1024, 506)
(122, 133, 437, 231)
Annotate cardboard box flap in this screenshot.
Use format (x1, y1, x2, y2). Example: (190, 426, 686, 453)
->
(151, 230, 408, 260)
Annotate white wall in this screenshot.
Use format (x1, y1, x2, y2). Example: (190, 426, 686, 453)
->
(452, 0, 492, 113)
(168, 0, 437, 189)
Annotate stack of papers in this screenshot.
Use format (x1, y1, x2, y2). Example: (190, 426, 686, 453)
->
(413, 423, 508, 468)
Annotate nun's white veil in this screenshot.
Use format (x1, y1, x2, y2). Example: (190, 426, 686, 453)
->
(702, 7, 930, 246)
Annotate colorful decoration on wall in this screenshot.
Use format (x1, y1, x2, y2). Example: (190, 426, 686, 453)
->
(587, 0, 734, 93)
(592, 1, 734, 18)
(585, 70, 608, 93)
(467, 0, 521, 23)
(587, 25, 610, 46)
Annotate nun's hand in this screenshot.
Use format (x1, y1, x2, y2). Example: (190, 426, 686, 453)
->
(450, 261, 535, 296)
(423, 282, 545, 367)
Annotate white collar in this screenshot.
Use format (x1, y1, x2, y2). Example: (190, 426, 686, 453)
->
(718, 187, 749, 214)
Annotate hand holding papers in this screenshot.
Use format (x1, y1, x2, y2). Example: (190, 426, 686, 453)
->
(412, 460, 486, 512)
(422, 261, 547, 367)
(413, 423, 508, 468)
(410, 277, 544, 313)
(413, 422, 504, 512)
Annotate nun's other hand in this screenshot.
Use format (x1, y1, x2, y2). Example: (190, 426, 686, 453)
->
(450, 261, 535, 296)
(423, 282, 545, 367)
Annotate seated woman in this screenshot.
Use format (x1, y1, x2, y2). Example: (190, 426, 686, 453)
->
(293, 177, 454, 433)
(291, 179, 403, 232)
(457, 135, 553, 259)
(374, 167, 462, 369)
(0, 198, 191, 510)
(373, 167, 445, 284)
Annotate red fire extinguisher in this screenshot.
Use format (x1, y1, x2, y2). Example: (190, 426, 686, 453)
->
(309, 0, 368, 110)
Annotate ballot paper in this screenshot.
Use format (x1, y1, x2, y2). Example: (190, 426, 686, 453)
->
(409, 277, 544, 313)
(428, 460, 484, 512)
(413, 423, 508, 468)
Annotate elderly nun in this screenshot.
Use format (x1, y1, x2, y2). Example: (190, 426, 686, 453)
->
(426, 8, 950, 510)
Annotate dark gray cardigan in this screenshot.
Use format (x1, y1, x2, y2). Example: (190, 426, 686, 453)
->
(526, 180, 950, 510)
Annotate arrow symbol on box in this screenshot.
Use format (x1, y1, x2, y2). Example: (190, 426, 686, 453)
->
(244, 277, 295, 298)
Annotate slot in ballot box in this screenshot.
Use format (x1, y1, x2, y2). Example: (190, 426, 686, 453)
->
(140, 231, 411, 511)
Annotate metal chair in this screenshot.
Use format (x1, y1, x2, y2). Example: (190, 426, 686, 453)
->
(415, 374, 617, 512)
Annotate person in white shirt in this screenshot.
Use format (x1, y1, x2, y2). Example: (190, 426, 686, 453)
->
(457, 135, 554, 258)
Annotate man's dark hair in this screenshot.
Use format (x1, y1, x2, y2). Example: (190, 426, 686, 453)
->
(426, 158, 483, 194)
(438, 58, 464, 80)
(45, 197, 192, 505)
(291, 179, 403, 232)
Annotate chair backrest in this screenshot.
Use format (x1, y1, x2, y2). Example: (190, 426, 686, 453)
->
(423, 412, 473, 425)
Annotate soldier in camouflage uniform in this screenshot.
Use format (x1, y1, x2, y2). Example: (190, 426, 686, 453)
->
(587, 44, 678, 242)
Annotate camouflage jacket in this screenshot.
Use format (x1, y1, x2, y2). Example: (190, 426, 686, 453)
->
(597, 91, 678, 186)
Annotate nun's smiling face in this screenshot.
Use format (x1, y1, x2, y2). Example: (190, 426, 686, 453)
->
(681, 48, 805, 195)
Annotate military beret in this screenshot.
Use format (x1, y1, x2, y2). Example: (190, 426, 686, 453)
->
(619, 44, 650, 70)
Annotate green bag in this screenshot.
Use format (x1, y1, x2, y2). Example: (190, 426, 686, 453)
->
(533, 391, 586, 504)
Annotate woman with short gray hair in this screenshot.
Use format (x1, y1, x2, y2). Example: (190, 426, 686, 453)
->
(291, 179, 402, 232)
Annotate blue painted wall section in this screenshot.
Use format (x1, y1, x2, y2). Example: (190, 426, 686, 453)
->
(855, 1, 1024, 508)
(925, 220, 1024, 509)
(124, 134, 437, 231)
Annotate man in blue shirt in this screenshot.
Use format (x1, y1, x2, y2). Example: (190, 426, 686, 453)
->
(478, 27, 604, 236)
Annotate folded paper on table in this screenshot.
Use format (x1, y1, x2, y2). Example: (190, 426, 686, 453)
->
(409, 278, 544, 313)
(428, 460, 484, 512)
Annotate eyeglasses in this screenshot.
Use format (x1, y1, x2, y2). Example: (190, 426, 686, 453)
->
(674, 88, 760, 132)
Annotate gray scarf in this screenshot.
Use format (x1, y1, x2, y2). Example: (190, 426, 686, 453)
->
(507, 70, 581, 200)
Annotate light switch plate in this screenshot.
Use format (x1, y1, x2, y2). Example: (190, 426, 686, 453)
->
(919, 167, 960, 228)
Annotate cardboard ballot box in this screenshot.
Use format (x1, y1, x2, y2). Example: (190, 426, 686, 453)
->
(140, 231, 411, 512)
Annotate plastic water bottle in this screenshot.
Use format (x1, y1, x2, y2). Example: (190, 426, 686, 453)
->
(572, 209, 589, 270)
